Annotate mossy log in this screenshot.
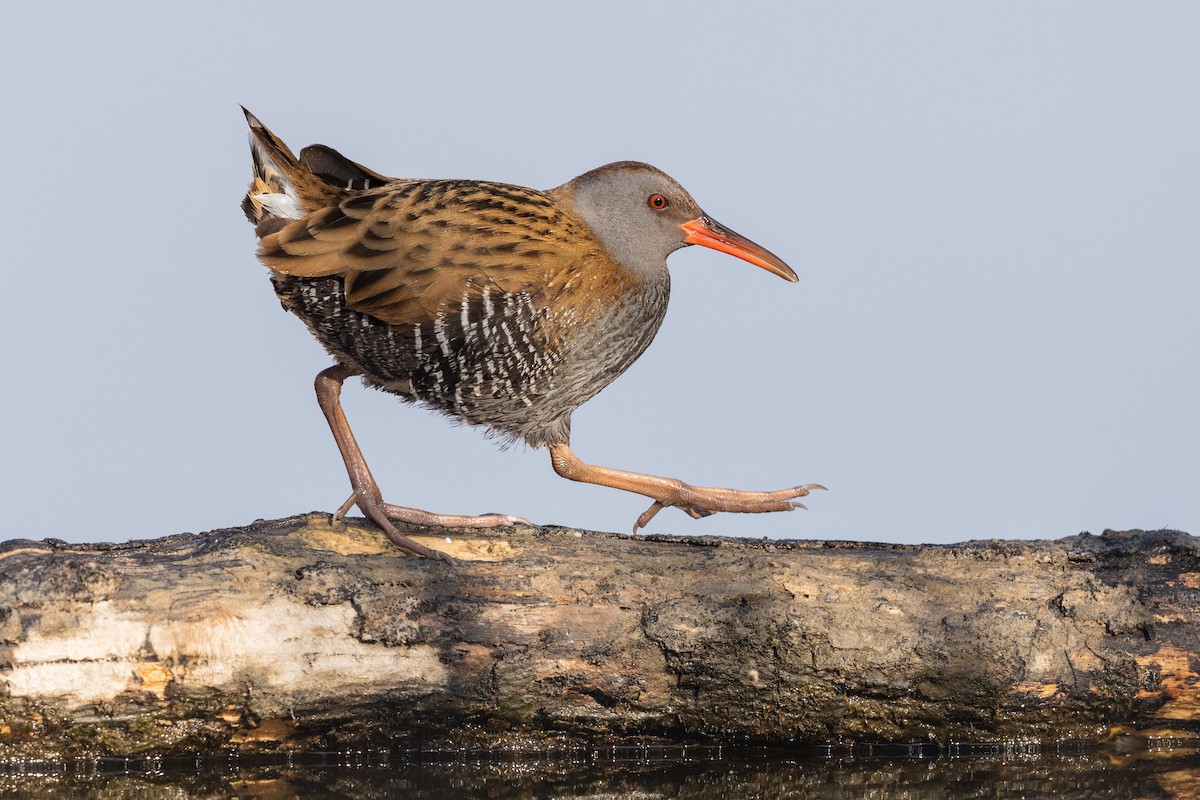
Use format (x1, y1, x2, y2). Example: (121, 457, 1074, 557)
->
(1, 514, 1198, 759)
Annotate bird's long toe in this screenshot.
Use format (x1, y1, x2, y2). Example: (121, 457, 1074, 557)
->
(380, 503, 531, 529)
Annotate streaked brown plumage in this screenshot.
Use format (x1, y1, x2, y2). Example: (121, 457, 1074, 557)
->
(242, 108, 822, 559)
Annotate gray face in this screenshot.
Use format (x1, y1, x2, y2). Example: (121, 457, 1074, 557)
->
(557, 162, 704, 279)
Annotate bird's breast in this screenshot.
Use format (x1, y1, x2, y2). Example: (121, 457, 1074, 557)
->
(541, 271, 671, 396)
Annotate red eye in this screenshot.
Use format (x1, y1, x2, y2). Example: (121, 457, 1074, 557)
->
(648, 193, 668, 210)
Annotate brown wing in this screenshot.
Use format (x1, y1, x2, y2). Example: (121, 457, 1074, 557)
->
(255, 179, 603, 327)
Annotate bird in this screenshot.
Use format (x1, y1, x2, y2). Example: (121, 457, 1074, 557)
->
(241, 108, 823, 559)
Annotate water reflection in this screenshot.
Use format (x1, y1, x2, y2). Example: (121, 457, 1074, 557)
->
(1, 744, 1198, 799)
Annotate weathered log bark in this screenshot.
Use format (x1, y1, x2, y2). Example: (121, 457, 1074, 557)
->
(1, 514, 1197, 759)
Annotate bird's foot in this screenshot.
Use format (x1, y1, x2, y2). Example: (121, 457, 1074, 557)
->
(632, 482, 827, 532)
(334, 494, 530, 530)
(330, 492, 530, 559)
(547, 443, 825, 535)
(380, 502, 532, 529)
(323, 490, 447, 561)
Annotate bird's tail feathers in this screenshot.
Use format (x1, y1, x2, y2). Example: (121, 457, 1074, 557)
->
(244, 107, 395, 229)
(241, 107, 311, 226)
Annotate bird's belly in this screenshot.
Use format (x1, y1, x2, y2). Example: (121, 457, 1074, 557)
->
(272, 275, 669, 447)
(459, 286, 669, 445)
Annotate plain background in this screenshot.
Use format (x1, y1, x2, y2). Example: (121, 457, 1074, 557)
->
(2, 3, 1196, 545)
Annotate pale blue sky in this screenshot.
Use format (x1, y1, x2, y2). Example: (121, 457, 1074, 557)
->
(2, 3, 1197, 545)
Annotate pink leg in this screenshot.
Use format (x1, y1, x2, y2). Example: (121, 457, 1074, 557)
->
(315, 365, 528, 559)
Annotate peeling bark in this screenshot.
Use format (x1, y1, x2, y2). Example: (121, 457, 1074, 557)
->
(0, 515, 1198, 758)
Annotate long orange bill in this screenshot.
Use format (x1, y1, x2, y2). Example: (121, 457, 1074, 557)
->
(680, 216, 798, 282)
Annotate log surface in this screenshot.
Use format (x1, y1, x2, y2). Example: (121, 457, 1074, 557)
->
(1, 515, 1198, 758)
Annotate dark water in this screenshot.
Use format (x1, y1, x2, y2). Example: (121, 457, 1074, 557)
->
(2, 744, 1198, 799)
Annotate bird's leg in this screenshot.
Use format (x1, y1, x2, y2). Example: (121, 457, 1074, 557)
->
(549, 442, 825, 533)
(315, 365, 447, 558)
(314, 365, 526, 559)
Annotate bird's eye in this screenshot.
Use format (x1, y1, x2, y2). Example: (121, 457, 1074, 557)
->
(648, 193, 668, 210)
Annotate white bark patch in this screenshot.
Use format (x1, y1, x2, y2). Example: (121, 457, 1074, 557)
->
(4, 597, 448, 712)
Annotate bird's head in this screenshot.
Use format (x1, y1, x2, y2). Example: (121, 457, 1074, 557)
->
(556, 161, 797, 282)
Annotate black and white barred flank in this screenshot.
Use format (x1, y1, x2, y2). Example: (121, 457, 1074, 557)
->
(271, 272, 669, 448)
(274, 274, 556, 399)
(271, 275, 569, 446)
